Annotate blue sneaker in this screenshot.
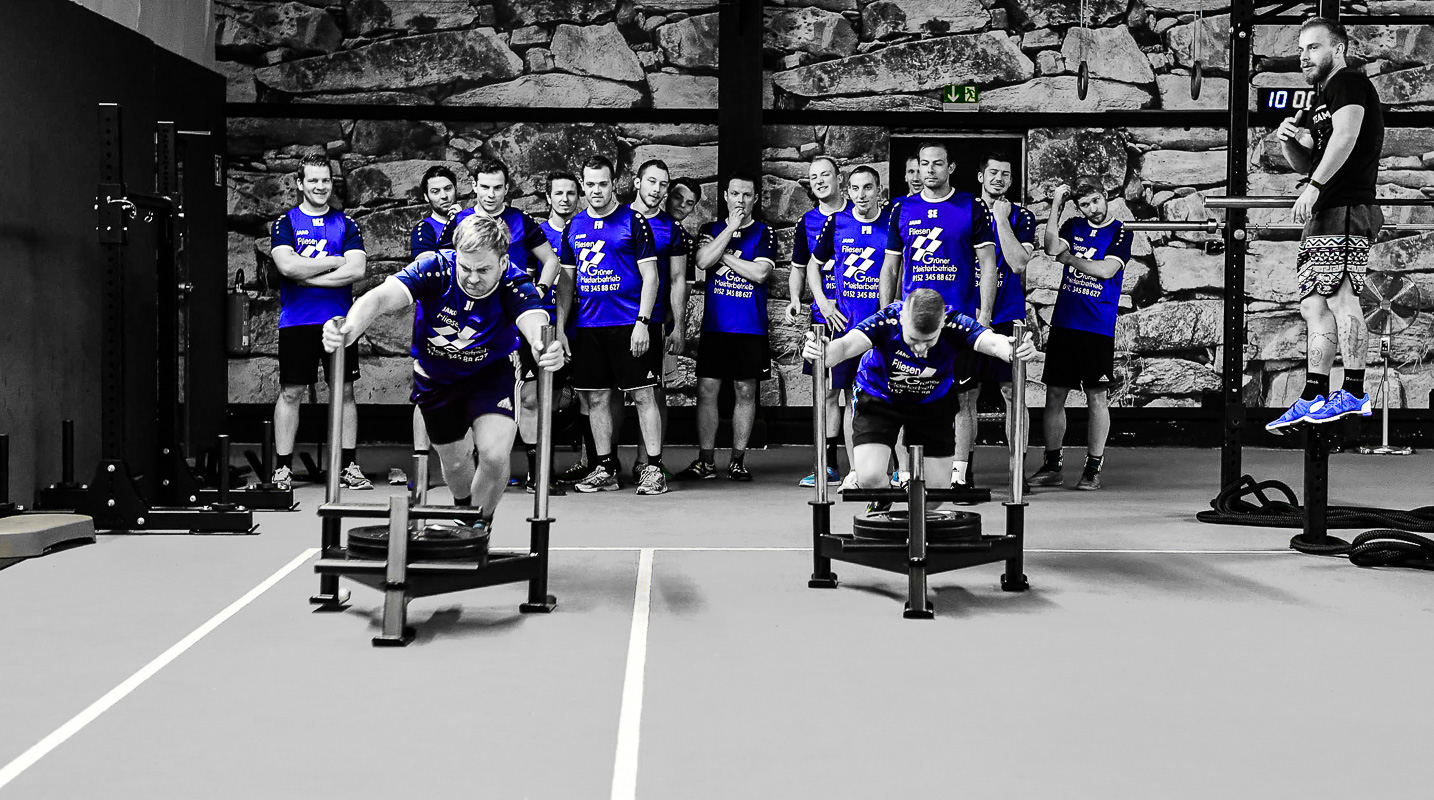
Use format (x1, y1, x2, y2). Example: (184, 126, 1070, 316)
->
(1266, 395, 1326, 434)
(798, 467, 841, 488)
(1306, 389, 1372, 424)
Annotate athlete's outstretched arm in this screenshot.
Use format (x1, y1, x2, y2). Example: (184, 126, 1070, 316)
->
(802, 329, 873, 369)
(321, 275, 412, 351)
(973, 328, 1037, 364)
(531, 240, 561, 292)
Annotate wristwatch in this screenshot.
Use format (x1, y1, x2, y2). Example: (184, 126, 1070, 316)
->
(1310, 178, 1326, 190)
(636, 315, 651, 324)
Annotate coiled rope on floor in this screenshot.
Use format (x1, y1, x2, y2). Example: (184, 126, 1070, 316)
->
(1196, 475, 1434, 571)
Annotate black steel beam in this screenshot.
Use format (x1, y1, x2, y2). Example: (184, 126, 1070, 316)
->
(227, 102, 718, 125)
(1224, 2, 1256, 491)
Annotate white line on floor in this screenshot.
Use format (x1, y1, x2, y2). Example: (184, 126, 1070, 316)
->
(551, 546, 1295, 555)
(610, 548, 655, 800)
(0, 548, 319, 791)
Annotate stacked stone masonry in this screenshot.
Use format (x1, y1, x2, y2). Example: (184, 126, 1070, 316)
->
(224, 0, 1434, 409)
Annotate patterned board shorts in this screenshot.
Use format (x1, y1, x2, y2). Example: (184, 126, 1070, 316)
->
(1297, 204, 1383, 298)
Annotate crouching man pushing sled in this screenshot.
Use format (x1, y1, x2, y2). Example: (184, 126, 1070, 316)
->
(803, 287, 1037, 509)
(322, 214, 565, 534)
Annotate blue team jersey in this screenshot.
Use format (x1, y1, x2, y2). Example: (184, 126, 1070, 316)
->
(1051, 217, 1131, 337)
(409, 215, 447, 260)
(634, 206, 691, 326)
(813, 205, 892, 330)
(560, 204, 658, 328)
(853, 301, 986, 404)
(984, 203, 1038, 325)
(441, 206, 550, 277)
(540, 217, 577, 339)
(271, 207, 365, 328)
(698, 219, 778, 335)
(394, 251, 548, 386)
(885, 190, 994, 315)
(792, 202, 845, 324)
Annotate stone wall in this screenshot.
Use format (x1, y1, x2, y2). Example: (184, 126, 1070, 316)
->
(218, 0, 719, 108)
(223, 1, 1434, 410)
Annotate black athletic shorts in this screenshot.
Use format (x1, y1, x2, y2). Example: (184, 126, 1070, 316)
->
(415, 359, 517, 445)
(851, 389, 959, 458)
(278, 324, 360, 387)
(571, 324, 663, 392)
(976, 320, 1016, 385)
(696, 331, 771, 381)
(1040, 325, 1115, 391)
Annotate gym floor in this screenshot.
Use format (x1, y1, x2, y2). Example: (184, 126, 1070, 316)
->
(2, 446, 1430, 799)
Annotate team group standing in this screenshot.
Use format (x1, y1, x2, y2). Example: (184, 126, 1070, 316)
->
(264, 140, 1137, 532)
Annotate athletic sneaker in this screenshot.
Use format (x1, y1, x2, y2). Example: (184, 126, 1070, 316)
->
(673, 459, 717, 480)
(727, 461, 753, 482)
(387, 467, 407, 486)
(636, 464, 669, 495)
(574, 463, 620, 493)
(555, 459, 590, 485)
(631, 461, 644, 486)
(341, 463, 373, 490)
(1266, 395, 1325, 434)
(798, 467, 841, 487)
(1074, 469, 1102, 491)
(271, 465, 293, 490)
(952, 477, 977, 505)
(838, 471, 859, 491)
(866, 500, 892, 514)
(1305, 389, 1372, 424)
(1028, 466, 1063, 487)
(523, 473, 566, 495)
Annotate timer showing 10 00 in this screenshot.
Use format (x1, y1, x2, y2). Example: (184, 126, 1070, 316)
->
(1258, 87, 1316, 112)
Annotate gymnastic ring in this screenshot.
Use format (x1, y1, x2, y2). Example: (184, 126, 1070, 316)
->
(1077, 61, 1090, 100)
(1191, 61, 1203, 100)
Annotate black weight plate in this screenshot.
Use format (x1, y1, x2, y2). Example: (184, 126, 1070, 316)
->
(851, 510, 982, 542)
(347, 523, 490, 561)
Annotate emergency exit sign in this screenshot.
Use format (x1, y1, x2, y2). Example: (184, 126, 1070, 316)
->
(942, 84, 979, 111)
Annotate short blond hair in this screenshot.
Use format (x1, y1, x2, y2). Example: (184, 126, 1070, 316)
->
(452, 213, 511, 257)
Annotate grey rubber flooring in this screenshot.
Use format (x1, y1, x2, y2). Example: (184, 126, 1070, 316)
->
(2, 446, 1430, 798)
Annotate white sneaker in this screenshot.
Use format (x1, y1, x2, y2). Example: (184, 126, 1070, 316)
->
(341, 463, 373, 490)
(838, 471, 858, 491)
(271, 465, 292, 490)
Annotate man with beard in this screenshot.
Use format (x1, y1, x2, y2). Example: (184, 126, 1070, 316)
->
(1267, 16, 1383, 433)
(1031, 181, 1131, 491)
(268, 153, 369, 490)
(880, 141, 999, 491)
(625, 159, 692, 491)
(973, 152, 1037, 485)
(805, 165, 892, 490)
(675, 173, 777, 482)
(787, 156, 848, 488)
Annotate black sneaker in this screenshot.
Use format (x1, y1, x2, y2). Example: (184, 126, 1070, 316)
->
(555, 460, 590, 485)
(727, 461, 752, 482)
(1074, 469, 1102, 491)
(952, 477, 977, 505)
(630, 461, 645, 486)
(673, 459, 717, 480)
(1029, 466, 1064, 487)
(866, 500, 892, 514)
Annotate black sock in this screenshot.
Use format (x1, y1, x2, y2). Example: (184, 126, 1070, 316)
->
(1043, 449, 1062, 470)
(525, 446, 537, 479)
(731, 450, 745, 466)
(582, 426, 598, 466)
(600, 453, 619, 471)
(1085, 454, 1104, 474)
(454, 494, 472, 506)
(1302, 372, 1329, 401)
(699, 448, 715, 464)
(341, 448, 357, 467)
(276, 452, 293, 469)
(1342, 368, 1365, 396)
(647, 454, 663, 470)
(825, 437, 841, 470)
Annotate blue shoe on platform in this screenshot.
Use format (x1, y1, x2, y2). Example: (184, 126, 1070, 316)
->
(1266, 395, 1325, 434)
(1305, 389, 1372, 424)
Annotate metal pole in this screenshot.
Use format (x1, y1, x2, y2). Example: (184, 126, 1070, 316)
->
(1222, 1, 1253, 492)
(260, 420, 274, 485)
(311, 319, 348, 608)
(905, 444, 932, 618)
(0, 434, 8, 507)
(522, 325, 558, 613)
(215, 435, 231, 507)
(808, 325, 837, 587)
(62, 420, 75, 484)
(1303, 427, 1330, 545)
(1009, 321, 1026, 505)
(325, 320, 346, 505)
(1205, 196, 1434, 209)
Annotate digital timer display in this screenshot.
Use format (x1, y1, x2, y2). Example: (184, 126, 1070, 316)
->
(1258, 87, 1316, 113)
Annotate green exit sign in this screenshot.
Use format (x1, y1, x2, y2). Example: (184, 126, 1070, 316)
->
(943, 84, 980, 104)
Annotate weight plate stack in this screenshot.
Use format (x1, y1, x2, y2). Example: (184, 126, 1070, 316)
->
(851, 509, 982, 542)
(346, 523, 490, 562)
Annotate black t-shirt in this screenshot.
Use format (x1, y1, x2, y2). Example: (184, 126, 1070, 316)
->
(1309, 68, 1383, 211)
